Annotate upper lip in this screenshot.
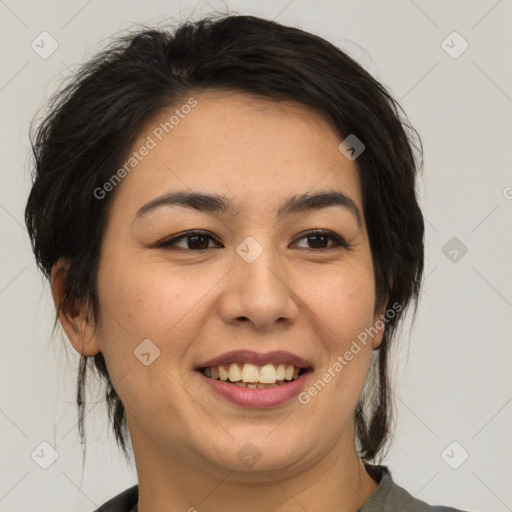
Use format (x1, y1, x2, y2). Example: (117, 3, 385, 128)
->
(196, 350, 314, 370)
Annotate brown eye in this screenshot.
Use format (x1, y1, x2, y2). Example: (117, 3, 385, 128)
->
(292, 230, 351, 250)
(159, 231, 220, 251)
(158, 229, 351, 252)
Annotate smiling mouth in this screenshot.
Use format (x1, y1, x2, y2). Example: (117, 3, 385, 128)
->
(197, 362, 310, 389)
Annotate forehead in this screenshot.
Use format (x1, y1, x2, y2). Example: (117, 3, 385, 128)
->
(108, 90, 363, 222)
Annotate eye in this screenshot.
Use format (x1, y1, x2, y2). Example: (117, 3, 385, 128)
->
(158, 230, 220, 251)
(158, 229, 351, 251)
(292, 230, 352, 251)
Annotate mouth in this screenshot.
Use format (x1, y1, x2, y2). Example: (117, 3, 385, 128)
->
(194, 350, 314, 407)
(197, 363, 310, 388)
(195, 349, 314, 388)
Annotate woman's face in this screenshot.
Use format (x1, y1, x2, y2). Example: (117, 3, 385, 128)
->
(78, 90, 386, 476)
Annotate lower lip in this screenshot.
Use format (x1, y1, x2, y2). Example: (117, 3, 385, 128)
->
(196, 370, 312, 408)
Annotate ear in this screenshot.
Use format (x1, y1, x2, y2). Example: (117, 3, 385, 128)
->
(51, 257, 101, 357)
(371, 303, 387, 350)
(371, 291, 392, 350)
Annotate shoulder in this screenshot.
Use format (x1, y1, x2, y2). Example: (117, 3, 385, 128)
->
(91, 484, 138, 512)
(89, 469, 472, 512)
(360, 465, 471, 512)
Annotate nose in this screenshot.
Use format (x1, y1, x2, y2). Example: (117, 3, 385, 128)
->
(217, 250, 299, 332)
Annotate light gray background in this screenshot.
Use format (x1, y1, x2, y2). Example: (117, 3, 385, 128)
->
(1, 0, 511, 511)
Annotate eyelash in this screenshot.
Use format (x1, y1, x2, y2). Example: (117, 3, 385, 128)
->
(158, 229, 352, 252)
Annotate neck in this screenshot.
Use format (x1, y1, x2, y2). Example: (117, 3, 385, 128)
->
(128, 414, 379, 512)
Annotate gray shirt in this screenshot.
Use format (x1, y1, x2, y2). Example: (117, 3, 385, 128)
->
(92, 465, 469, 511)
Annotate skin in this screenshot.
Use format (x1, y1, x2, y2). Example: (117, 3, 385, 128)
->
(52, 90, 388, 512)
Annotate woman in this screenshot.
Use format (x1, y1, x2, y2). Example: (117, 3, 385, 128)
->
(25, 13, 469, 512)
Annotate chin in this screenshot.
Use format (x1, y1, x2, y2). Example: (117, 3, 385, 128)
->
(198, 431, 309, 475)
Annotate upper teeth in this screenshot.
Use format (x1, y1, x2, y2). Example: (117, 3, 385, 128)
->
(202, 363, 301, 383)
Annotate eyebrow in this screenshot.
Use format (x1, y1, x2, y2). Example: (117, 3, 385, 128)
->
(134, 189, 362, 227)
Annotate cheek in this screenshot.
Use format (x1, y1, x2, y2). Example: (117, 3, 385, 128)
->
(300, 265, 376, 385)
(302, 264, 376, 341)
(302, 272, 375, 400)
(96, 251, 221, 345)
(94, 255, 201, 410)
(296, 270, 377, 428)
